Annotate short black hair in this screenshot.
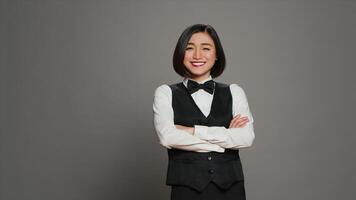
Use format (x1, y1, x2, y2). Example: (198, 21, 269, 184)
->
(173, 24, 226, 78)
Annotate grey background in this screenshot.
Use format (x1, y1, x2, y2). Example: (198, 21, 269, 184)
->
(1, 0, 355, 199)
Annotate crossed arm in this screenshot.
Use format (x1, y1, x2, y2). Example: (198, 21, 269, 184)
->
(153, 84, 255, 153)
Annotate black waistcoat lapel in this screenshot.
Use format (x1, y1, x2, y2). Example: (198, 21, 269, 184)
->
(167, 82, 244, 192)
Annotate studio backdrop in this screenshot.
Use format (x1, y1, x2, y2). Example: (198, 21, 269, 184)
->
(1, 0, 355, 200)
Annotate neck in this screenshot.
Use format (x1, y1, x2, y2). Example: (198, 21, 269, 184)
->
(188, 74, 211, 83)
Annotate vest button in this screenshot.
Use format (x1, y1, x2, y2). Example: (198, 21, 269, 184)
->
(209, 169, 215, 174)
(207, 156, 212, 160)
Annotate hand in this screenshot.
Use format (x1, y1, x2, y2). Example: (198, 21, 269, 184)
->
(175, 124, 195, 135)
(229, 114, 249, 128)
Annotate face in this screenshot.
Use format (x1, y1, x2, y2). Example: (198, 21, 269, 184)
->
(183, 32, 217, 82)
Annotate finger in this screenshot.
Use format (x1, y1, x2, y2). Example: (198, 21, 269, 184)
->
(175, 125, 183, 130)
(230, 114, 241, 127)
(232, 117, 249, 128)
(238, 117, 249, 123)
(231, 118, 245, 128)
(234, 116, 248, 125)
(231, 117, 244, 127)
(231, 114, 241, 122)
(230, 116, 242, 128)
(237, 118, 249, 126)
(237, 120, 249, 128)
(230, 115, 248, 128)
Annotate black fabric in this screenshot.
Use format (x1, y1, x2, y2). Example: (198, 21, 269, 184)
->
(187, 79, 215, 94)
(167, 82, 245, 194)
(171, 181, 246, 200)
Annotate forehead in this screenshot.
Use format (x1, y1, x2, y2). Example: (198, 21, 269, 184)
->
(188, 32, 214, 45)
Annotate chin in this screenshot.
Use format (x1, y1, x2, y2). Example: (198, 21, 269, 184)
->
(188, 71, 210, 78)
(188, 71, 206, 76)
(188, 68, 210, 75)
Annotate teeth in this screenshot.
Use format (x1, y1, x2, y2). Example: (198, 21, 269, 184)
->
(191, 62, 206, 66)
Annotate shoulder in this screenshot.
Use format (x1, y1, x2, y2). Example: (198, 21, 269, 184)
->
(154, 84, 171, 97)
(153, 84, 172, 106)
(228, 83, 249, 103)
(154, 82, 184, 96)
(229, 83, 246, 95)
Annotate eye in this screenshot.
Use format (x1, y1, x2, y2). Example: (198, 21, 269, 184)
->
(203, 48, 211, 51)
(185, 47, 193, 50)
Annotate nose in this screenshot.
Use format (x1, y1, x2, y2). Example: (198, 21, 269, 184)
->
(193, 49, 202, 59)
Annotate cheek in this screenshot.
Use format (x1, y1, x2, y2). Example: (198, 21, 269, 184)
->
(184, 51, 192, 58)
(183, 52, 192, 63)
(206, 52, 216, 61)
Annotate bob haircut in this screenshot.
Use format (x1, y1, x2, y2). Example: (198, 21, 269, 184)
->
(173, 24, 226, 79)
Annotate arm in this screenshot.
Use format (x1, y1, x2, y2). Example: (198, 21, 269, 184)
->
(193, 84, 255, 149)
(153, 84, 225, 152)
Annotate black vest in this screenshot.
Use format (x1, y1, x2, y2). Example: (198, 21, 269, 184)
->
(166, 82, 244, 192)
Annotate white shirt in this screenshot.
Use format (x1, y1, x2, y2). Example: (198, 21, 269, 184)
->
(153, 76, 255, 153)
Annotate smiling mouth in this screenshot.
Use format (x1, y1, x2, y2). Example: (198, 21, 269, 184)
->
(190, 61, 206, 67)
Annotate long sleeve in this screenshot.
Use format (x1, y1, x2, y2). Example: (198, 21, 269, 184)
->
(153, 84, 225, 152)
(194, 84, 255, 149)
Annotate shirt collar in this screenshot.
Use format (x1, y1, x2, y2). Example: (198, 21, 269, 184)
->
(182, 75, 213, 88)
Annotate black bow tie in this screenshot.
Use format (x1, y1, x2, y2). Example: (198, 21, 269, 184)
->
(187, 79, 215, 94)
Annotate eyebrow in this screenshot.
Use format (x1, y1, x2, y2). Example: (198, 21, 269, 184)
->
(187, 42, 213, 46)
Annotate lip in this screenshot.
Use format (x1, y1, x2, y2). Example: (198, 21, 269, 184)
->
(190, 61, 207, 67)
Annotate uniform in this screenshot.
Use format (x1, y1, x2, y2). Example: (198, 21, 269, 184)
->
(153, 77, 255, 200)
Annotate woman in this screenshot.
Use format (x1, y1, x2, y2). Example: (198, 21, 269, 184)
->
(153, 24, 255, 200)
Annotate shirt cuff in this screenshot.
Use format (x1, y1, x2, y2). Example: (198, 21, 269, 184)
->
(214, 146, 225, 153)
(194, 125, 209, 140)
